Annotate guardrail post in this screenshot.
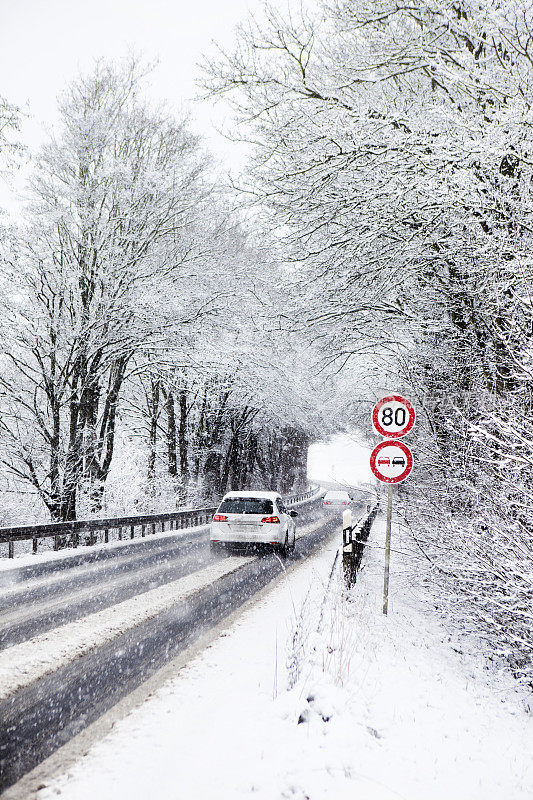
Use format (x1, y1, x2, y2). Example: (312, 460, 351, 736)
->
(342, 505, 378, 588)
(104, 528, 109, 544)
(8, 540, 14, 559)
(33, 537, 38, 554)
(130, 525, 135, 539)
(141, 525, 145, 537)
(342, 508, 355, 587)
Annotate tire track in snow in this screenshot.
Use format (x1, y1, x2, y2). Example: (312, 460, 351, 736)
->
(0, 555, 254, 701)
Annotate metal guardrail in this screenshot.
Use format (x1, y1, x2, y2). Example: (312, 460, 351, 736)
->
(0, 508, 218, 559)
(342, 503, 379, 587)
(0, 486, 319, 558)
(286, 487, 319, 506)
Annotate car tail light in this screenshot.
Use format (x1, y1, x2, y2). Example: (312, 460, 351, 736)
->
(324, 501, 331, 505)
(213, 514, 228, 522)
(261, 516, 280, 524)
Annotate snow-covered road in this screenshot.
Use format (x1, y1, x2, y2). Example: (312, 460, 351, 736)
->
(0, 498, 342, 790)
(0, 515, 330, 701)
(8, 507, 531, 800)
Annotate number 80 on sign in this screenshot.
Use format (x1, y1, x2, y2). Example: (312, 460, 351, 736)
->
(372, 394, 415, 439)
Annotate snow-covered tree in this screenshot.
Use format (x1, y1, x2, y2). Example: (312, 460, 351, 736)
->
(205, 0, 533, 680)
(0, 59, 225, 519)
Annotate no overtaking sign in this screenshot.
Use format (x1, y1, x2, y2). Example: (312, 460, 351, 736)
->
(370, 439, 413, 483)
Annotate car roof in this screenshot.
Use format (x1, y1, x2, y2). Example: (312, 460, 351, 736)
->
(324, 490, 350, 498)
(222, 490, 281, 500)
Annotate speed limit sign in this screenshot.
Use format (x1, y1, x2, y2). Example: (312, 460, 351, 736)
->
(372, 395, 415, 439)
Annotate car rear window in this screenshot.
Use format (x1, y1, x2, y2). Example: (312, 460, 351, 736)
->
(217, 498, 274, 515)
(324, 492, 350, 500)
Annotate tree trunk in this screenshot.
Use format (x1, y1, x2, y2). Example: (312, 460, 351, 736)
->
(147, 379, 160, 487)
(164, 389, 178, 478)
(178, 389, 189, 484)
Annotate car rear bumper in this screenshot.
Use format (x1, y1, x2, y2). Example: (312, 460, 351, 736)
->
(210, 523, 284, 545)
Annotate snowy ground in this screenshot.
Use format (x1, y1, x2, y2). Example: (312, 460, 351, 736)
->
(14, 513, 533, 800)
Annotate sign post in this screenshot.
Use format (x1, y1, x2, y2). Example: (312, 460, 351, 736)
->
(370, 394, 415, 615)
(383, 483, 393, 615)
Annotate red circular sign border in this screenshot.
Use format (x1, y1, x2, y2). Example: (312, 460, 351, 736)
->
(372, 394, 416, 439)
(370, 440, 413, 484)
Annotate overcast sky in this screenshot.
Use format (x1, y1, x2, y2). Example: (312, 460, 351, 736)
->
(0, 0, 258, 188)
(308, 435, 374, 489)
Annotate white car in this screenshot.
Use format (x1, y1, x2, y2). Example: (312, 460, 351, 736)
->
(210, 491, 297, 555)
(323, 490, 352, 507)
